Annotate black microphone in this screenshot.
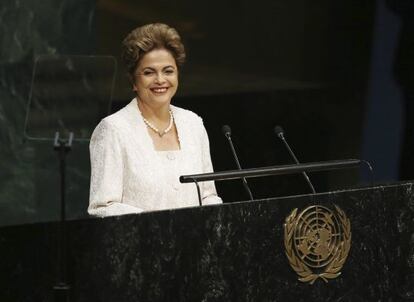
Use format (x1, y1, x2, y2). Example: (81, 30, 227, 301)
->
(222, 125, 254, 201)
(274, 126, 316, 194)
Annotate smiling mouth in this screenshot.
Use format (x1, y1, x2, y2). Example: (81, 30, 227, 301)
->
(151, 87, 169, 93)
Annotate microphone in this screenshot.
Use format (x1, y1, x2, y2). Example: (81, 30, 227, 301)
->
(222, 125, 254, 201)
(274, 126, 316, 194)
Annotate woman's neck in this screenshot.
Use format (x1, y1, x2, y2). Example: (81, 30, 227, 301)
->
(137, 98, 170, 122)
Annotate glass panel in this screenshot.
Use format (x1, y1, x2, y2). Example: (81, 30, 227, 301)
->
(24, 55, 117, 141)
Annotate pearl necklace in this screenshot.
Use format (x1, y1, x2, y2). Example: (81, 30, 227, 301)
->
(142, 109, 174, 137)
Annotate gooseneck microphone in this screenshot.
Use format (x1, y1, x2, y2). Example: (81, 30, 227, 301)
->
(274, 126, 316, 194)
(222, 125, 254, 201)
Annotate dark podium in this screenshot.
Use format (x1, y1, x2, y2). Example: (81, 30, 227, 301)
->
(1, 181, 414, 301)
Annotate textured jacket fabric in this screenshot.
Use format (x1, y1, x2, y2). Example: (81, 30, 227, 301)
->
(88, 99, 222, 217)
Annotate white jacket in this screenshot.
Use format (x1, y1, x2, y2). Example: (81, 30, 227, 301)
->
(88, 99, 222, 217)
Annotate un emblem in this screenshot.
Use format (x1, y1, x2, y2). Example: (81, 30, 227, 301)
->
(284, 205, 351, 284)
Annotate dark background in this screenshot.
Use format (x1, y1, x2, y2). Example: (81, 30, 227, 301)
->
(0, 0, 412, 226)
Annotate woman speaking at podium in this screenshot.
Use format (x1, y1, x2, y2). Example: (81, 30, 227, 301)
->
(88, 23, 222, 217)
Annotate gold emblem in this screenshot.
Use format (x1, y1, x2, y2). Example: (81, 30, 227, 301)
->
(284, 205, 351, 284)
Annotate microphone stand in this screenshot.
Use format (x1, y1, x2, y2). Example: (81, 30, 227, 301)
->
(278, 133, 316, 194)
(226, 134, 254, 200)
(53, 131, 73, 302)
(222, 126, 254, 201)
(274, 126, 316, 194)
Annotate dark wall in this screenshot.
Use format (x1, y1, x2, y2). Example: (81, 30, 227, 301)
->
(99, 0, 375, 99)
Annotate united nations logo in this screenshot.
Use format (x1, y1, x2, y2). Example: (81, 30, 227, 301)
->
(284, 205, 351, 284)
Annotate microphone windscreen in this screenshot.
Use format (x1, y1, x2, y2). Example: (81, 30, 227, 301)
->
(222, 125, 232, 136)
(274, 125, 284, 137)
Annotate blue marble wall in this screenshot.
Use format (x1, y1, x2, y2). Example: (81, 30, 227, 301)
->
(0, 0, 95, 226)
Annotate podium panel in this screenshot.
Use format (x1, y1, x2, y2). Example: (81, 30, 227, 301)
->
(0, 182, 413, 301)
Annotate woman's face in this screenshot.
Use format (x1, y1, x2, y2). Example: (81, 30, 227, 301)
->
(133, 48, 178, 108)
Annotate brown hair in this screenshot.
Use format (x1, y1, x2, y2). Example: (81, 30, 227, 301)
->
(121, 23, 186, 77)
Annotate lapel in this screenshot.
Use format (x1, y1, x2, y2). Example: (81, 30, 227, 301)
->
(123, 99, 156, 165)
(170, 105, 187, 152)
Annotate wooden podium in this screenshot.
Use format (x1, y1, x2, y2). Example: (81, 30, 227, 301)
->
(1, 181, 414, 301)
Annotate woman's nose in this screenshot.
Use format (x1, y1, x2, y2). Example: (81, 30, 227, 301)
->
(155, 72, 166, 83)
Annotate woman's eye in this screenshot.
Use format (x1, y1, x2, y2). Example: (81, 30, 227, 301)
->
(164, 69, 175, 75)
(143, 71, 155, 76)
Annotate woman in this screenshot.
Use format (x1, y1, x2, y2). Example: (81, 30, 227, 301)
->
(88, 23, 222, 217)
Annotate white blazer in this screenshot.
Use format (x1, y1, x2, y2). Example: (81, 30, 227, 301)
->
(88, 99, 222, 217)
